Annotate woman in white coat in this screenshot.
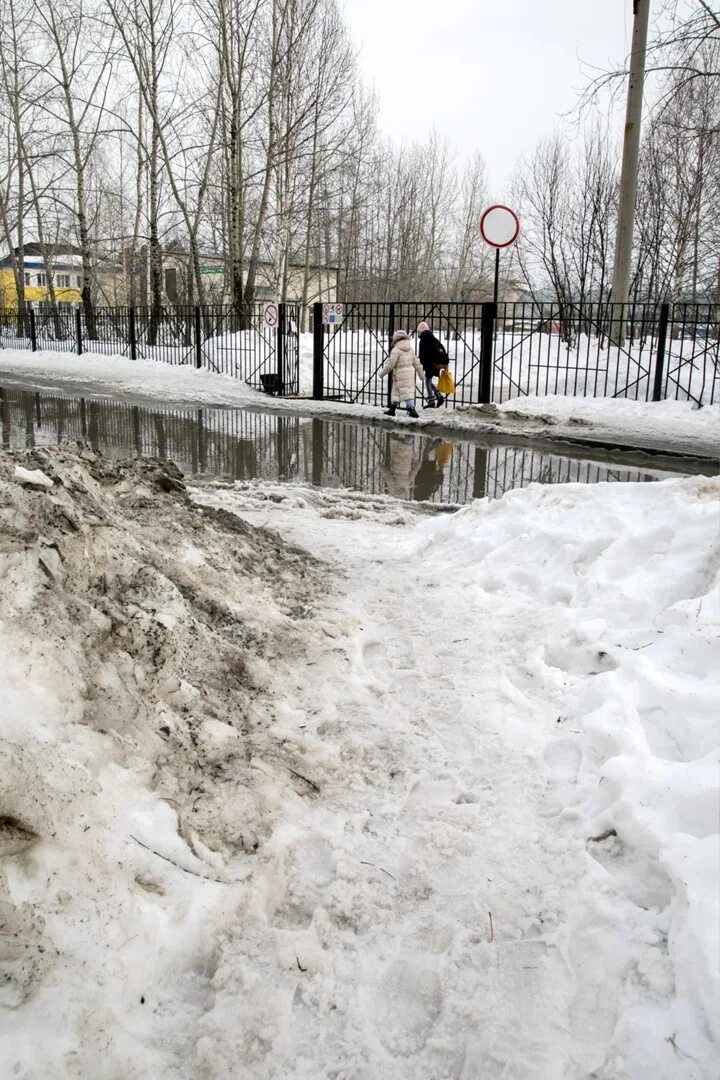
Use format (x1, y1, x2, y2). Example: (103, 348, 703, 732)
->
(380, 330, 424, 418)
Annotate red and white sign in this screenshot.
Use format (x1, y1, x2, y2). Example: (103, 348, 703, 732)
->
(322, 303, 344, 326)
(480, 205, 520, 248)
(263, 302, 279, 328)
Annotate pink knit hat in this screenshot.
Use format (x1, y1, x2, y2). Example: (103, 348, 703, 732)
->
(417, 322, 430, 334)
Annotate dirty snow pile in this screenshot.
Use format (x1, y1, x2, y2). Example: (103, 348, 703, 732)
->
(0, 443, 718, 1080)
(0, 447, 327, 1076)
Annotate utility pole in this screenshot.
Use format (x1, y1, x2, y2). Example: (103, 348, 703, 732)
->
(611, 0, 651, 343)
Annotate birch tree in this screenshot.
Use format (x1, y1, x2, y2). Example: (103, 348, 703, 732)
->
(33, 0, 116, 337)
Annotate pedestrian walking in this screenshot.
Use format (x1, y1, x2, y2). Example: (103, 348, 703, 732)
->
(380, 330, 424, 418)
(417, 322, 449, 408)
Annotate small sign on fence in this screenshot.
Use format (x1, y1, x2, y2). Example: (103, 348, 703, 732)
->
(263, 302, 279, 328)
(322, 303, 344, 326)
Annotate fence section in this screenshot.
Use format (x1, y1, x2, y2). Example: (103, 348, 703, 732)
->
(0, 302, 301, 394)
(313, 300, 719, 407)
(490, 301, 719, 406)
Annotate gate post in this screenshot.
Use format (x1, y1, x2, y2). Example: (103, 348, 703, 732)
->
(194, 306, 202, 368)
(652, 302, 670, 402)
(29, 307, 37, 352)
(75, 307, 83, 355)
(387, 302, 396, 409)
(312, 302, 324, 400)
(478, 301, 496, 404)
(277, 303, 286, 394)
(129, 307, 137, 361)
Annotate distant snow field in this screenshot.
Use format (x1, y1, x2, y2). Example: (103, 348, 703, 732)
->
(0, 445, 718, 1078)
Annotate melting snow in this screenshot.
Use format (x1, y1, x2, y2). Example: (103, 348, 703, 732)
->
(0, 447, 718, 1078)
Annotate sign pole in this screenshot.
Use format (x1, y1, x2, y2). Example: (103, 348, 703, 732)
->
(479, 204, 519, 309)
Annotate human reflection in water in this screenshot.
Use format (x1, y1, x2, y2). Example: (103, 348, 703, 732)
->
(381, 434, 453, 502)
(413, 439, 452, 502)
(381, 433, 419, 501)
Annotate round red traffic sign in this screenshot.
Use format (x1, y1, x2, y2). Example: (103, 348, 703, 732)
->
(480, 205, 520, 248)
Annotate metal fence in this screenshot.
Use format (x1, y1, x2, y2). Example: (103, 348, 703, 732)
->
(312, 300, 719, 407)
(0, 302, 301, 395)
(1, 298, 717, 409)
(0, 384, 688, 505)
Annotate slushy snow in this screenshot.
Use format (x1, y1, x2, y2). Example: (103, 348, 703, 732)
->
(0, 445, 718, 1079)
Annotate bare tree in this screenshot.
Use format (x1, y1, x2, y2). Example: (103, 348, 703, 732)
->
(33, 0, 116, 337)
(0, 0, 38, 327)
(202, 0, 265, 310)
(579, 0, 720, 115)
(513, 135, 575, 309)
(450, 152, 489, 300)
(634, 53, 720, 302)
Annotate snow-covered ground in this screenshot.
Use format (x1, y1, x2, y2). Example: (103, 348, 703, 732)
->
(0, 346, 717, 459)
(1, 445, 718, 1078)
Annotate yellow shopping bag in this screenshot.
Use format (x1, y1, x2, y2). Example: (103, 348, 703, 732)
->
(437, 367, 456, 395)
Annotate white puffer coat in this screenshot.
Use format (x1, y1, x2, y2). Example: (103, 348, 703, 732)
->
(380, 336, 424, 402)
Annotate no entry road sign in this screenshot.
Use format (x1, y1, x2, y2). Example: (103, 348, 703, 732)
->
(480, 205, 520, 249)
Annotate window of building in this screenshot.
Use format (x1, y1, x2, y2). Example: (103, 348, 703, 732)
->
(76, 275, 82, 287)
(24, 272, 31, 286)
(36, 273, 46, 287)
(56, 274, 71, 288)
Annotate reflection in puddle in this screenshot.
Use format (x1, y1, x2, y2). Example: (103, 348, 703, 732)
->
(0, 385, 693, 505)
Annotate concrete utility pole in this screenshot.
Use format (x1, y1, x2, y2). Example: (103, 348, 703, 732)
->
(611, 0, 651, 343)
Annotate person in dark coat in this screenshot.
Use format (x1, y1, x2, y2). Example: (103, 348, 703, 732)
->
(417, 322, 448, 408)
(413, 439, 448, 502)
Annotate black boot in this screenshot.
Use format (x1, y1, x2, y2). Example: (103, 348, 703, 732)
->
(407, 406, 419, 418)
(384, 402, 397, 416)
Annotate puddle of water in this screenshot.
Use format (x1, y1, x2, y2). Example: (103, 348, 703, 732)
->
(0, 385, 707, 506)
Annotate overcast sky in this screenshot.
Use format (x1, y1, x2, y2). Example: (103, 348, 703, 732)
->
(341, 0, 634, 194)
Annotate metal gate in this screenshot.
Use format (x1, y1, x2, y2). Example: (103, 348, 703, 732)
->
(312, 301, 491, 407)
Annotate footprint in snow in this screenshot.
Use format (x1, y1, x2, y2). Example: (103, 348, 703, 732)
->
(543, 739, 582, 783)
(272, 835, 337, 929)
(372, 957, 443, 1056)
